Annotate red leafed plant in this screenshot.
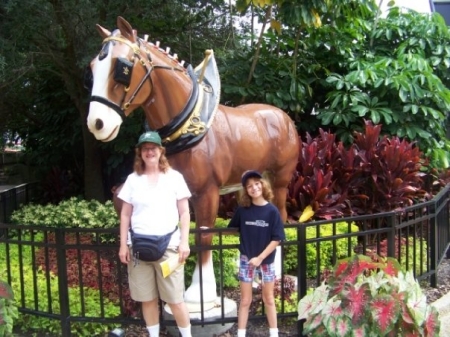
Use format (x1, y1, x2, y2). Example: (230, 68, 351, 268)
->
(34, 233, 138, 317)
(288, 121, 430, 223)
(298, 254, 440, 336)
(288, 129, 348, 220)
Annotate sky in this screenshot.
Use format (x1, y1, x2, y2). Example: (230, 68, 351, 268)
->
(378, 0, 433, 14)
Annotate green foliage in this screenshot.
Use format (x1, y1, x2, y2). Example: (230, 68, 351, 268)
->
(0, 0, 236, 200)
(298, 254, 441, 336)
(312, 7, 450, 169)
(0, 280, 18, 336)
(0, 237, 120, 336)
(221, 1, 450, 172)
(256, 276, 298, 323)
(184, 218, 240, 288)
(374, 236, 428, 276)
(284, 222, 359, 277)
(11, 197, 119, 240)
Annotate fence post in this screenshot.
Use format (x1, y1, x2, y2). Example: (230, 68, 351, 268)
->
(429, 202, 438, 287)
(55, 228, 71, 336)
(386, 213, 396, 258)
(297, 225, 307, 337)
(0, 192, 6, 237)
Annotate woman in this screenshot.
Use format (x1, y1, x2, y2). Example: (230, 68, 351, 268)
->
(228, 170, 285, 337)
(118, 131, 192, 337)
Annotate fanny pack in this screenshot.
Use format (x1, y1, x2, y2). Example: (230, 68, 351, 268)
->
(130, 227, 177, 262)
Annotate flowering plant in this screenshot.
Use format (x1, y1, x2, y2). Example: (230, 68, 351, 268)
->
(298, 254, 440, 336)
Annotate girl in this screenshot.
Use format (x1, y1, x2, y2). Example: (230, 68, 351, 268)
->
(228, 170, 285, 337)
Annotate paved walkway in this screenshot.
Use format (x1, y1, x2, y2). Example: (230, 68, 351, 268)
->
(433, 292, 450, 336)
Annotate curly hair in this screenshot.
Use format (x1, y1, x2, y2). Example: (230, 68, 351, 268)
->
(133, 145, 171, 175)
(239, 177, 274, 207)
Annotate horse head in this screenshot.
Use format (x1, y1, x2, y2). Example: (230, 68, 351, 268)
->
(85, 16, 192, 142)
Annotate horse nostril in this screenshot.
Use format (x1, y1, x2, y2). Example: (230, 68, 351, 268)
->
(95, 119, 104, 130)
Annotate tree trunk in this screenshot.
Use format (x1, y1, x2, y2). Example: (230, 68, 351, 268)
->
(80, 106, 105, 202)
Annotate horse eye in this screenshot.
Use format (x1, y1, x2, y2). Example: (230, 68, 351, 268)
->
(83, 65, 93, 91)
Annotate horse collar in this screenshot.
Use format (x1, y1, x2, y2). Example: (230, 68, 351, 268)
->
(157, 66, 217, 156)
(156, 65, 200, 140)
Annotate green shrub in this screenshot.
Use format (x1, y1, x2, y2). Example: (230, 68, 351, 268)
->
(374, 236, 428, 275)
(402, 237, 428, 275)
(11, 197, 118, 229)
(10, 197, 119, 243)
(0, 279, 18, 336)
(184, 218, 240, 288)
(284, 222, 359, 277)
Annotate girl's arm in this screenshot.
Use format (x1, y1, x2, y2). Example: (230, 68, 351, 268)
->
(249, 240, 280, 267)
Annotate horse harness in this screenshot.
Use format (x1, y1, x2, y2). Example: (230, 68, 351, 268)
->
(85, 35, 217, 155)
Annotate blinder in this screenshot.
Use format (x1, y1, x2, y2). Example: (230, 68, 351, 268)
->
(83, 65, 93, 91)
(114, 57, 134, 87)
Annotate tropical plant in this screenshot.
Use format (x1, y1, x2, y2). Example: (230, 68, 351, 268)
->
(347, 121, 430, 214)
(287, 129, 347, 220)
(288, 121, 430, 221)
(298, 254, 440, 336)
(313, 7, 450, 169)
(0, 280, 18, 336)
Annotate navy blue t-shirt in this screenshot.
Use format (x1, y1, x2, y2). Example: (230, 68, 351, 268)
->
(228, 203, 285, 264)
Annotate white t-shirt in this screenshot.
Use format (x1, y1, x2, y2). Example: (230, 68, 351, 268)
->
(117, 168, 191, 246)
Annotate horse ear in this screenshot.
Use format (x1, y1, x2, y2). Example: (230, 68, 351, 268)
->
(96, 24, 111, 39)
(117, 16, 136, 42)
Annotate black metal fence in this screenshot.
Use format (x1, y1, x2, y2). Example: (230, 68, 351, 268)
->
(0, 183, 449, 336)
(0, 182, 40, 223)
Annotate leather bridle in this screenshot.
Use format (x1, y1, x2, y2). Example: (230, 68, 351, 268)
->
(87, 35, 186, 119)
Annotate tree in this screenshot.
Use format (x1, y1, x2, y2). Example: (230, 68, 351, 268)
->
(219, 1, 450, 169)
(0, 0, 235, 201)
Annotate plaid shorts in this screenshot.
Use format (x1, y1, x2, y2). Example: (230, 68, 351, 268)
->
(238, 255, 276, 283)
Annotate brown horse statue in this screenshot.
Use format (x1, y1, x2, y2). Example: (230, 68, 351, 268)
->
(85, 16, 299, 310)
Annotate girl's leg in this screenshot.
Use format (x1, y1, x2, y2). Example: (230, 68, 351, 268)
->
(261, 281, 277, 329)
(238, 281, 253, 329)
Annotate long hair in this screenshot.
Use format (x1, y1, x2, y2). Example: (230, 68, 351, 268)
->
(133, 145, 171, 175)
(239, 177, 274, 207)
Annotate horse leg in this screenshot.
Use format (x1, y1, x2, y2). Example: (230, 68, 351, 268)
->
(184, 185, 220, 309)
(269, 169, 293, 223)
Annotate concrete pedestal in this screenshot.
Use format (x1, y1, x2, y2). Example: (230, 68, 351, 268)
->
(163, 297, 237, 337)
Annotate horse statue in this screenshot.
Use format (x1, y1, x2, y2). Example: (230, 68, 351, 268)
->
(85, 16, 299, 310)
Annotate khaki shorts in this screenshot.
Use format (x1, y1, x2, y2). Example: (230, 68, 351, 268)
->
(128, 247, 185, 304)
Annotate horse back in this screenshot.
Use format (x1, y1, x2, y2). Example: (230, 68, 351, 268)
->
(167, 103, 299, 191)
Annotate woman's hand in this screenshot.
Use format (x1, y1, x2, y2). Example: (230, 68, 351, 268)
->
(119, 245, 130, 264)
(178, 242, 190, 263)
